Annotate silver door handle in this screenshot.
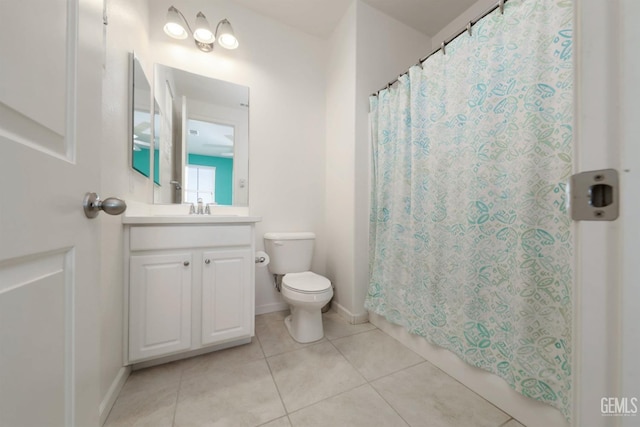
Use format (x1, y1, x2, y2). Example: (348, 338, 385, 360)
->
(83, 192, 127, 218)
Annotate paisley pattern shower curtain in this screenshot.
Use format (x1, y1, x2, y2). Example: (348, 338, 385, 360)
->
(366, 0, 573, 418)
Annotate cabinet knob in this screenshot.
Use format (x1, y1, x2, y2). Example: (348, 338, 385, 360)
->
(184, 261, 190, 266)
(205, 259, 211, 265)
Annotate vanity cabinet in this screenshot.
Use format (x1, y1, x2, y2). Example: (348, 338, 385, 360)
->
(124, 220, 258, 364)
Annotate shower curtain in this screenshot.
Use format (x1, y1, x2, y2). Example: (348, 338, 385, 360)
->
(365, 0, 573, 418)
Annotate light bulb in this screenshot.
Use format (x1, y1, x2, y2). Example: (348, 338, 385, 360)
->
(164, 6, 189, 40)
(194, 12, 215, 44)
(215, 19, 239, 49)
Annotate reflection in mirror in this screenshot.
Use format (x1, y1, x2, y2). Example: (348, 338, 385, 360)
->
(153, 64, 249, 206)
(131, 55, 153, 180)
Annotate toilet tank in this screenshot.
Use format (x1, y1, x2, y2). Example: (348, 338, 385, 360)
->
(264, 232, 316, 274)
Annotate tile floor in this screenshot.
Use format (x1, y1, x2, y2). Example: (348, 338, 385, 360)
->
(104, 310, 526, 427)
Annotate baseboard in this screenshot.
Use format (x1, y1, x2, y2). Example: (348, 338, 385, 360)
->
(369, 312, 569, 427)
(255, 302, 289, 315)
(99, 366, 130, 426)
(332, 301, 369, 324)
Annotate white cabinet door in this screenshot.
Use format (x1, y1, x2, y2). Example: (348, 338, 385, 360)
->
(129, 253, 192, 361)
(201, 249, 252, 345)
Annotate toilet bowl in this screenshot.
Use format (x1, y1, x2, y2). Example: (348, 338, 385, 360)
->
(264, 232, 333, 343)
(280, 271, 333, 343)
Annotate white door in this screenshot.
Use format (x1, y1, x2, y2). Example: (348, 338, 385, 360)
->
(575, 1, 640, 426)
(128, 253, 192, 361)
(201, 249, 252, 345)
(0, 0, 104, 426)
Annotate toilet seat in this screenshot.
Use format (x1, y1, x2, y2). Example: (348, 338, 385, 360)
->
(282, 271, 331, 294)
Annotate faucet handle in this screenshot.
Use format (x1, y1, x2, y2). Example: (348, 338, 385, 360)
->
(189, 203, 196, 214)
(205, 204, 211, 215)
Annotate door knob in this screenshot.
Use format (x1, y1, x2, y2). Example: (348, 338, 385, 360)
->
(83, 192, 127, 218)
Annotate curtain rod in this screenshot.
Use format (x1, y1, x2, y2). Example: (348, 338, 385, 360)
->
(371, 0, 509, 97)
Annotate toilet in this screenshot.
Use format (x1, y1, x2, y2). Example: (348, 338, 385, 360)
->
(264, 232, 333, 343)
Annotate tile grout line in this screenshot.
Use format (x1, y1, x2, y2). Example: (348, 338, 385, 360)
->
(260, 339, 292, 421)
(368, 382, 413, 427)
(170, 361, 186, 427)
(371, 326, 516, 424)
(262, 319, 378, 421)
(325, 324, 381, 343)
(326, 335, 415, 426)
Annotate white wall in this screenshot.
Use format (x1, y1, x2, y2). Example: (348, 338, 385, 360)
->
(430, 0, 497, 50)
(147, 0, 328, 314)
(325, 0, 430, 321)
(325, 2, 358, 317)
(100, 0, 151, 419)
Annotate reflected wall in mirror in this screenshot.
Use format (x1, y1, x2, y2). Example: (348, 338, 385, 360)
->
(153, 64, 249, 206)
(131, 54, 154, 181)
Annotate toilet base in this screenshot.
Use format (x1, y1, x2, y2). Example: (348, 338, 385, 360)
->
(284, 307, 324, 343)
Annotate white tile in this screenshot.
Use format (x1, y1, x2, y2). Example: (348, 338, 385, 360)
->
(256, 311, 325, 357)
(180, 337, 264, 380)
(332, 329, 423, 381)
(372, 362, 511, 427)
(267, 341, 366, 412)
(256, 310, 290, 325)
(174, 358, 285, 427)
(259, 416, 292, 427)
(322, 310, 377, 340)
(104, 388, 177, 427)
(120, 361, 183, 396)
(288, 384, 409, 427)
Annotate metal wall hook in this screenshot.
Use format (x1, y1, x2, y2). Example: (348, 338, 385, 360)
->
(83, 192, 127, 218)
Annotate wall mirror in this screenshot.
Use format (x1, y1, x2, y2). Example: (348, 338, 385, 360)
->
(131, 54, 154, 181)
(153, 64, 249, 206)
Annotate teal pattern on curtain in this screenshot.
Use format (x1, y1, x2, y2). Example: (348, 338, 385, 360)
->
(366, 0, 573, 418)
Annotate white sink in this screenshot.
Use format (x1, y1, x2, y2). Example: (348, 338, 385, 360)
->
(151, 213, 238, 217)
(122, 214, 260, 225)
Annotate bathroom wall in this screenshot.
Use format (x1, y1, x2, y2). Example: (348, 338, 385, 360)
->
(147, 0, 328, 314)
(430, 0, 499, 50)
(100, 0, 151, 419)
(325, 3, 358, 319)
(325, 1, 431, 321)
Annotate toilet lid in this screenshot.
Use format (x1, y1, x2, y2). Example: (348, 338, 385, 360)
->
(282, 271, 331, 293)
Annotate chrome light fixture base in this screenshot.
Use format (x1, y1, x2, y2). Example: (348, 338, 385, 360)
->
(164, 6, 238, 52)
(195, 40, 214, 52)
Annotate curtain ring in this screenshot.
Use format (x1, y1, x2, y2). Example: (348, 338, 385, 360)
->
(467, 21, 472, 36)
(416, 58, 423, 69)
(499, 0, 505, 14)
(441, 41, 446, 55)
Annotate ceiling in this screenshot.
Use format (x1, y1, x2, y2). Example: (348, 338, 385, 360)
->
(231, 0, 480, 38)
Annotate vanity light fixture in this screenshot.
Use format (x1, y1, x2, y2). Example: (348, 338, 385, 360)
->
(163, 6, 238, 52)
